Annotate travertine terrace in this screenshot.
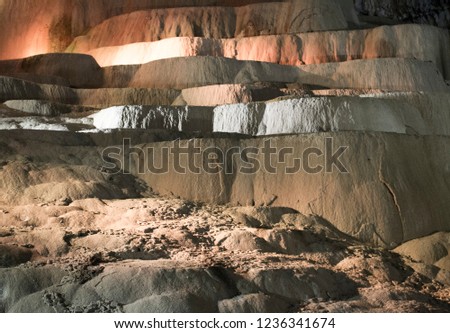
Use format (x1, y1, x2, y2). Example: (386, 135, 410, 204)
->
(0, 0, 449, 313)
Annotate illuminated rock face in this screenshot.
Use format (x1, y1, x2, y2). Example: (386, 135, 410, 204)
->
(0, 0, 72, 59)
(0, 0, 450, 314)
(0, 0, 275, 59)
(355, 0, 450, 28)
(68, 0, 353, 52)
(83, 25, 450, 80)
(0, 0, 357, 60)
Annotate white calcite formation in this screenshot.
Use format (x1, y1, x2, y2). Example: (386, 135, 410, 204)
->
(89, 93, 450, 137)
(0, 117, 69, 131)
(90, 105, 213, 132)
(213, 95, 450, 136)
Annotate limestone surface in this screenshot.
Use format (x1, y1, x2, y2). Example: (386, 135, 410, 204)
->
(68, 0, 353, 52)
(84, 24, 450, 81)
(0, 54, 102, 88)
(102, 57, 449, 91)
(0, 0, 449, 314)
(213, 95, 450, 136)
(126, 133, 450, 247)
(90, 105, 213, 132)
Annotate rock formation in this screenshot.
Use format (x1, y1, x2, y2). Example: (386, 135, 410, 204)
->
(0, 0, 449, 313)
(355, 0, 450, 28)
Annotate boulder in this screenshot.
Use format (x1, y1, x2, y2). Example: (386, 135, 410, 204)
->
(81, 261, 236, 309)
(225, 206, 298, 228)
(355, 0, 450, 28)
(214, 230, 273, 252)
(218, 293, 292, 313)
(0, 266, 68, 312)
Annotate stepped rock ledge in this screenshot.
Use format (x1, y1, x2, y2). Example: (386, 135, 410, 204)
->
(0, 0, 449, 314)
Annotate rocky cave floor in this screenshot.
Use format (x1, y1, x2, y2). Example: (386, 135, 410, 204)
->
(1, 193, 449, 313)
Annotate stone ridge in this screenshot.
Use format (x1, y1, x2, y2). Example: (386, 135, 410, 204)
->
(68, 0, 351, 51)
(82, 25, 450, 82)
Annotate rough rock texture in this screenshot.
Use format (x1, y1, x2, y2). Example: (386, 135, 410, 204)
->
(90, 105, 213, 132)
(84, 24, 450, 80)
(364, 92, 450, 136)
(68, 0, 353, 52)
(69, 1, 286, 36)
(0, 0, 449, 314)
(125, 133, 450, 248)
(0, 0, 357, 60)
(355, 0, 450, 28)
(0, 0, 73, 59)
(213, 95, 450, 136)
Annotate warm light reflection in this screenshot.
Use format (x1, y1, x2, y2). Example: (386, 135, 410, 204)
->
(1, 21, 50, 60)
(88, 38, 197, 67)
(21, 23, 51, 58)
(87, 36, 304, 68)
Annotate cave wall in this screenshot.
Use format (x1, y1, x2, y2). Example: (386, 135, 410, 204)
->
(0, 0, 448, 60)
(355, 0, 450, 28)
